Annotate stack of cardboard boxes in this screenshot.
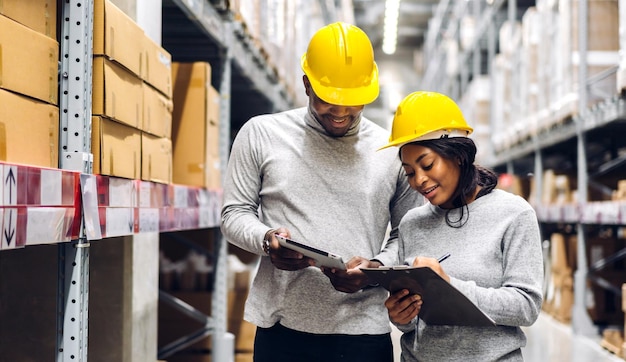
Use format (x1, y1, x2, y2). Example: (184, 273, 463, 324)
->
(91, 0, 174, 184)
(91, 0, 223, 189)
(1, 0, 223, 190)
(2, 0, 235, 359)
(171, 62, 221, 189)
(0, 0, 59, 169)
(543, 233, 575, 323)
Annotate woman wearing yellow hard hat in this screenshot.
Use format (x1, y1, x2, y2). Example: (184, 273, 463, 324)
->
(221, 22, 421, 362)
(381, 91, 544, 361)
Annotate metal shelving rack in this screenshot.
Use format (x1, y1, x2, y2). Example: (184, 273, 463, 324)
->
(421, 0, 626, 339)
(57, 0, 95, 359)
(0, 0, 294, 361)
(158, 0, 297, 360)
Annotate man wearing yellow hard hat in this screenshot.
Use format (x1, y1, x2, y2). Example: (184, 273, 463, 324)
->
(221, 22, 421, 361)
(381, 91, 543, 361)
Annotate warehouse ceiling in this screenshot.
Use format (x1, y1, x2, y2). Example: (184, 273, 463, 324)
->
(353, 0, 440, 51)
(350, 0, 441, 128)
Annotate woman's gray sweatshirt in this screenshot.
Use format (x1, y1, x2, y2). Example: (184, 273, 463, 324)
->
(396, 189, 544, 361)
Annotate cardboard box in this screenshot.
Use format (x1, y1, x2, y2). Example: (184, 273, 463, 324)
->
(142, 83, 172, 138)
(205, 85, 221, 189)
(172, 62, 222, 188)
(93, 0, 144, 77)
(143, 36, 173, 99)
(91, 116, 141, 179)
(0, 89, 59, 168)
(0, 0, 56, 38)
(141, 132, 172, 184)
(92, 56, 143, 128)
(235, 320, 255, 353)
(0, 14, 58, 105)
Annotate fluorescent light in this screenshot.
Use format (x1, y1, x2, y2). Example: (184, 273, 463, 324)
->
(382, 0, 401, 54)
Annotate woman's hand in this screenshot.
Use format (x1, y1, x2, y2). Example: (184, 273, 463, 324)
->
(385, 289, 422, 324)
(410, 256, 450, 283)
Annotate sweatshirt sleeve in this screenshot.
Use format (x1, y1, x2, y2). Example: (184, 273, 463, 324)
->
(372, 165, 423, 266)
(450, 208, 544, 327)
(220, 119, 272, 255)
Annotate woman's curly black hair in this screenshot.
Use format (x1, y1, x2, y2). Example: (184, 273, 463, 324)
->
(408, 137, 498, 228)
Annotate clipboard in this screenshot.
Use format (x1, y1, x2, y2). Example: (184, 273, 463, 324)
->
(275, 235, 347, 270)
(361, 266, 496, 326)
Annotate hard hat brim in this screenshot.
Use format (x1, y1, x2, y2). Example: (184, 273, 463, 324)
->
(302, 56, 380, 106)
(378, 128, 473, 151)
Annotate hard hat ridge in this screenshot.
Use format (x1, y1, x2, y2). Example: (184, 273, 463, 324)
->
(301, 22, 379, 106)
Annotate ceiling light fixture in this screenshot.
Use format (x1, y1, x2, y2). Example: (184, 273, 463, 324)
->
(382, 0, 401, 54)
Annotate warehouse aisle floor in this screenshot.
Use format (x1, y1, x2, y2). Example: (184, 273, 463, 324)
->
(521, 313, 623, 362)
(390, 312, 623, 361)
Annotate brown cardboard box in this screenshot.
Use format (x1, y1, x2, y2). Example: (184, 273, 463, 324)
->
(0, 0, 56, 38)
(141, 132, 173, 184)
(0, 15, 58, 105)
(205, 85, 221, 189)
(206, 85, 220, 159)
(143, 83, 172, 138)
(92, 56, 143, 129)
(0, 89, 59, 168)
(172, 62, 221, 188)
(143, 36, 173, 99)
(235, 320, 255, 353)
(93, 0, 144, 77)
(91, 116, 141, 179)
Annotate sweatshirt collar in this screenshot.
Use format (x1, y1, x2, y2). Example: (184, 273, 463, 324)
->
(304, 106, 363, 137)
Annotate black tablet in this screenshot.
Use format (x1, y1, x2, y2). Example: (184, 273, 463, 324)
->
(275, 235, 347, 270)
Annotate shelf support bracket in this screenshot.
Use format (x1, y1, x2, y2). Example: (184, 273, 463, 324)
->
(57, 0, 95, 361)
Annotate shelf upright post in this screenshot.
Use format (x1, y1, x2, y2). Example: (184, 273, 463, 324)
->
(57, 0, 95, 361)
(213, 20, 234, 362)
(571, 0, 597, 338)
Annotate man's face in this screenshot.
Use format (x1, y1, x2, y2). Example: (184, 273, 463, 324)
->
(304, 76, 364, 137)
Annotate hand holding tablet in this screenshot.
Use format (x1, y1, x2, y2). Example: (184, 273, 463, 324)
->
(274, 235, 347, 270)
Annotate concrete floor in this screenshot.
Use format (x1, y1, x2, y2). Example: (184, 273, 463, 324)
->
(390, 312, 624, 362)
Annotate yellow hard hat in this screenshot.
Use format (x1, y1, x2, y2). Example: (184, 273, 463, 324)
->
(379, 91, 473, 150)
(301, 22, 379, 106)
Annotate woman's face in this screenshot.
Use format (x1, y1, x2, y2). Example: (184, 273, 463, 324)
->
(400, 143, 460, 209)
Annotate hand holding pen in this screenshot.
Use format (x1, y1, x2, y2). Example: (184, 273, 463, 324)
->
(405, 253, 450, 266)
(437, 253, 451, 263)
(406, 253, 452, 282)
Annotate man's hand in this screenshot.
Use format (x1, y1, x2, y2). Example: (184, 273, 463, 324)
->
(266, 228, 315, 271)
(385, 289, 422, 324)
(320, 256, 378, 293)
